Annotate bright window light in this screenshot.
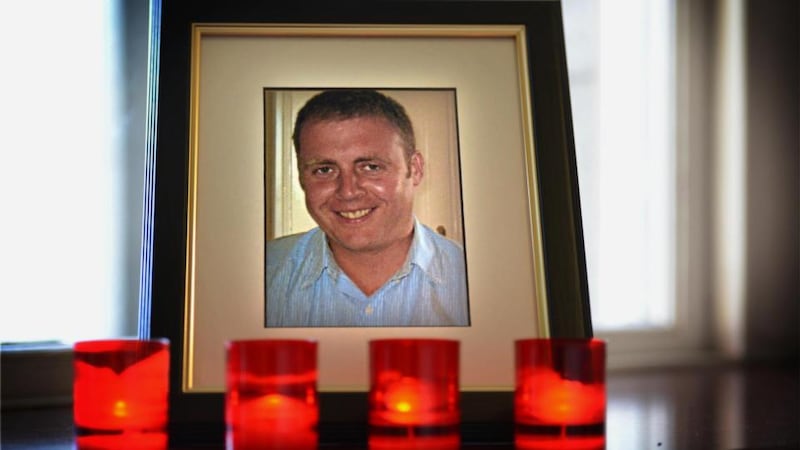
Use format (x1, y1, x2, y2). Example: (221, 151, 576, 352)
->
(563, 0, 676, 331)
(0, 1, 126, 343)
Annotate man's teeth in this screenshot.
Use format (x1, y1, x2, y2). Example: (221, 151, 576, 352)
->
(339, 209, 370, 219)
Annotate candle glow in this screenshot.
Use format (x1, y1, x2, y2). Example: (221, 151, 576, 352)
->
(225, 340, 318, 450)
(227, 391, 317, 450)
(230, 391, 318, 431)
(73, 362, 167, 430)
(514, 339, 606, 449)
(73, 339, 169, 435)
(368, 339, 460, 450)
(377, 376, 443, 425)
(517, 368, 605, 424)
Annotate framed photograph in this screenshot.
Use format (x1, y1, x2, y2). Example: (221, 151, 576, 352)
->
(144, 0, 591, 445)
(264, 87, 471, 329)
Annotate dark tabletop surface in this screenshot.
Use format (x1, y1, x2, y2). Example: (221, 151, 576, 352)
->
(3, 363, 798, 450)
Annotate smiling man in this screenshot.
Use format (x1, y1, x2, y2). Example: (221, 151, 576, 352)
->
(266, 89, 469, 327)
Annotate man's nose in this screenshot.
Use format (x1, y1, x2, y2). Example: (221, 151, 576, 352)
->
(336, 171, 364, 199)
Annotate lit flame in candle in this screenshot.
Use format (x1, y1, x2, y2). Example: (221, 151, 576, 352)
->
(384, 377, 437, 415)
(519, 369, 605, 425)
(232, 392, 317, 432)
(113, 400, 128, 418)
(262, 394, 284, 407)
(375, 376, 458, 426)
(229, 392, 318, 449)
(395, 401, 413, 413)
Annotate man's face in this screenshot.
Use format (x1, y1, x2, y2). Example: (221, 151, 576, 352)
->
(297, 116, 423, 256)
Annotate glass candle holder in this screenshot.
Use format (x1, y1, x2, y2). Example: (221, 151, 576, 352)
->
(515, 338, 606, 450)
(225, 339, 318, 450)
(368, 339, 460, 450)
(73, 338, 169, 450)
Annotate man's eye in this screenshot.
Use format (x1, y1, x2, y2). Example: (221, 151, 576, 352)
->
(362, 163, 382, 172)
(311, 166, 334, 176)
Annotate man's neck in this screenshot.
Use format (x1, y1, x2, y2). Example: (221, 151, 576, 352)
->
(329, 232, 414, 297)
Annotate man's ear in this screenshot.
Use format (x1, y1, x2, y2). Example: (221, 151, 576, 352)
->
(410, 151, 424, 186)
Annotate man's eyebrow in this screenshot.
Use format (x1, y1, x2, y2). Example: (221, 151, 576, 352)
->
(300, 155, 391, 168)
(300, 158, 336, 167)
(354, 155, 389, 164)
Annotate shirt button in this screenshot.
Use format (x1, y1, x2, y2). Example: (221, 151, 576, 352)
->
(365, 305, 374, 315)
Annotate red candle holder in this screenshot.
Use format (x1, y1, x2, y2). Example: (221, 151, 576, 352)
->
(515, 338, 606, 450)
(73, 338, 169, 450)
(368, 339, 460, 450)
(225, 339, 318, 450)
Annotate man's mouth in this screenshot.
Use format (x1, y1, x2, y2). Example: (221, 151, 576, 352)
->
(338, 208, 372, 220)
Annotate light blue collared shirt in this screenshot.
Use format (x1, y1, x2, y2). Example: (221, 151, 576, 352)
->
(266, 220, 469, 327)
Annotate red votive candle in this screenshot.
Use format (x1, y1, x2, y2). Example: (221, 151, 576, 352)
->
(225, 339, 318, 450)
(515, 338, 606, 450)
(73, 338, 169, 450)
(368, 339, 460, 450)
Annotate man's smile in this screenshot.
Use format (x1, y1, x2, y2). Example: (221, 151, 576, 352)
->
(337, 208, 373, 220)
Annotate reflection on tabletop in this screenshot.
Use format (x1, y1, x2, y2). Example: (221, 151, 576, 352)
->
(1, 365, 799, 450)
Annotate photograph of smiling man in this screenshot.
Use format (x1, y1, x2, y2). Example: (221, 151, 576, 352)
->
(266, 89, 470, 327)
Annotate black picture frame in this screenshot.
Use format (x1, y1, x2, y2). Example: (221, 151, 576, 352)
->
(142, 0, 591, 445)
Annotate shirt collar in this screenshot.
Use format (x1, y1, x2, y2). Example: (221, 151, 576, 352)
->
(301, 218, 444, 288)
(399, 219, 433, 273)
(390, 219, 444, 285)
(296, 228, 333, 290)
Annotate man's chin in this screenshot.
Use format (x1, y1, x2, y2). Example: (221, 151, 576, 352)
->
(326, 233, 386, 255)
(330, 240, 380, 255)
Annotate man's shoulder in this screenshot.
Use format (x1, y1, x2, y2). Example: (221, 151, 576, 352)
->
(266, 228, 321, 265)
(417, 222, 464, 253)
(414, 222, 465, 273)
